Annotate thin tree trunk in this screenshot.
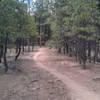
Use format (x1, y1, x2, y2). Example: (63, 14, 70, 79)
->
(4, 33, 8, 73)
(94, 41, 97, 63)
(32, 42, 34, 52)
(15, 38, 21, 61)
(96, 45, 99, 62)
(66, 43, 69, 54)
(63, 42, 66, 54)
(15, 39, 19, 54)
(0, 45, 3, 63)
(22, 38, 25, 53)
(75, 43, 78, 62)
(78, 41, 82, 64)
(58, 47, 61, 53)
(82, 40, 87, 69)
(88, 41, 91, 63)
(28, 39, 30, 52)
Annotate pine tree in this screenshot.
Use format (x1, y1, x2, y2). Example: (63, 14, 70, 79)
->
(44, 0, 100, 68)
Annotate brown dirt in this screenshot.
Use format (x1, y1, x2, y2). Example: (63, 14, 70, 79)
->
(34, 47, 100, 100)
(0, 47, 100, 100)
(0, 51, 71, 100)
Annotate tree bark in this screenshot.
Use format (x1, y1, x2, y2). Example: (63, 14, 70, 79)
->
(81, 40, 87, 69)
(22, 38, 25, 52)
(4, 33, 8, 73)
(65, 43, 69, 54)
(15, 38, 21, 61)
(28, 38, 30, 52)
(88, 41, 91, 63)
(0, 45, 3, 63)
(94, 41, 97, 63)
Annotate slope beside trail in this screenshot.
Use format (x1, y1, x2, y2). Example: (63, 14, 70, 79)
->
(34, 47, 100, 100)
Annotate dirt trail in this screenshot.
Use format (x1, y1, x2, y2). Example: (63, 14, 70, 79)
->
(34, 47, 100, 100)
(0, 47, 100, 100)
(0, 52, 70, 100)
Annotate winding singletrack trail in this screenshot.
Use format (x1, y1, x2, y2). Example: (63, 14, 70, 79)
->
(34, 47, 100, 100)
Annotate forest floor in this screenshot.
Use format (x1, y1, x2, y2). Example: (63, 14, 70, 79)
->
(0, 48, 71, 100)
(34, 47, 100, 100)
(0, 47, 100, 100)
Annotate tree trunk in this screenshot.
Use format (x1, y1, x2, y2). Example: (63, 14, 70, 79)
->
(32, 42, 34, 52)
(75, 43, 78, 62)
(94, 41, 97, 63)
(28, 39, 30, 52)
(0, 45, 3, 63)
(15, 39, 19, 54)
(15, 38, 21, 61)
(78, 41, 82, 64)
(88, 41, 91, 63)
(4, 33, 8, 73)
(82, 40, 87, 69)
(63, 42, 66, 54)
(66, 43, 69, 54)
(22, 38, 25, 53)
(58, 47, 61, 53)
(96, 45, 99, 62)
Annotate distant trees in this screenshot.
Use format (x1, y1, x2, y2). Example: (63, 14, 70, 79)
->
(45, 0, 100, 68)
(0, 0, 37, 72)
(0, 0, 99, 72)
(34, 0, 51, 45)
